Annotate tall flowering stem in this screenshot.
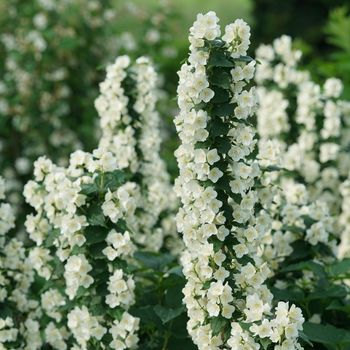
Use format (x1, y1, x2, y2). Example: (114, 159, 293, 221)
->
(0, 176, 42, 348)
(174, 12, 304, 349)
(95, 55, 181, 253)
(254, 35, 350, 258)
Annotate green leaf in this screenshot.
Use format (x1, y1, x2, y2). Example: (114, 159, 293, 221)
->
(210, 86, 230, 103)
(307, 284, 348, 301)
(201, 280, 214, 290)
(134, 251, 176, 271)
(110, 257, 128, 271)
(210, 236, 224, 253)
(84, 225, 109, 245)
(169, 312, 191, 339)
(303, 322, 350, 347)
(208, 68, 231, 89)
(51, 256, 65, 275)
(115, 219, 132, 234)
(166, 283, 185, 310)
(208, 50, 235, 68)
(44, 229, 60, 248)
(211, 40, 225, 48)
(299, 331, 314, 347)
(130, 305, 163, 329)
(194, 102, 207, 111)
(281, 225, 304, 234)
(327, 258, 350, 277)
(107, 307, 125, 321)
(59, 37, 78, 50)
(76, 286, 89, 299)
(167, 265, 184, 277)
(154, 305, 184, 324)
(89, 242, 108, 259)
(214, 137, 231, 154)
(0, 303, 13, 320)
(94, 270, 110, 286)
(238, 321, 252, 332)
(79, 183, 100, 196)
(216, 175, 231, 193)
(194, 140, 212, 150)
(234, 55, 254, 63)
(102, 170, 125, 191)
(70, 244, 86, 256)
(210, 117, 227, 137)
(96, 282, 109, 296)
(232, 117, 253, 126)
(236, 255, 255, 266)
(260, 337, 272, 350)
(211, 101, 236, 117)
(281, 260, 326, 278)
(326, 299, 350, 313)
(87, 202, 107, 227)
(271, 286, 305, 301)
(288, 240, 312, 260)
(260, 165, 286, 172)
(90, 299, 107, 316)
(210, 315, 228, 336)
(90, 259, 108, 275)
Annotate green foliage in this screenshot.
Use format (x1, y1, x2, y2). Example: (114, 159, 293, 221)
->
(324, 7, 350, 53)
(303, 322, 350, 349)
(131, 250, 194, 349)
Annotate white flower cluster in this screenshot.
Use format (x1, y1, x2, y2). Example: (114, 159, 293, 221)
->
(41, 288, 66, 323)
(67, 305, 107, 349)
(102, 227, 135, 261)
(44, 322, 69, 350)
(255, 35, 309, 88)
(23, 150, 139, 348)
(174, 12, 304, 349)
(94, 55, 181, 253)
(0, 176, 43, 349)
(263, 182, 336, 272)
(105, 269, 136, 310)
(0, 177, 15, 234)
(255, 35, 350, 258)
(64, 254, 94, 300)
(109, 311, 139, 350)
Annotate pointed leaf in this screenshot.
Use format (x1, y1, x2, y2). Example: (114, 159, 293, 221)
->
(208, 50, 235, 68)
(208, 68, 231, 89)
(210, 86, 230, 103)
(210, 315, 228, 336)
(84, 225, 109, 244)
(154, 305, 184, 324)
(212, 101, 236, 117)
(210, 117, 227, 137)
(327, 258, 350, 277)
(303, 322, 350, 346)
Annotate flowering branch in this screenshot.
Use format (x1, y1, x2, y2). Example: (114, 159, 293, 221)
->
(174, 11, 304, 349)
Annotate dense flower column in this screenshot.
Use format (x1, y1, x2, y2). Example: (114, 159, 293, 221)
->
(0, 176, 44, 349)
(23, 152, 140, 350)
(255, 35, 350, 245)
(94, 55, 181, 253)
(174, 12, 304, 350)
(261, 182, 337, 270)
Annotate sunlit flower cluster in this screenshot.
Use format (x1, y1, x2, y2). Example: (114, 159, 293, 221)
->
(23, 147, 140, 348)
(255, 35, 350, 258)
(0, 176, 42, 348)
(263, 182, 336, 273)
(95, 55, 181, 253)
(174, 12, 304, 349)
(67, 305, 107, 349)
(0, 0, 121, 220)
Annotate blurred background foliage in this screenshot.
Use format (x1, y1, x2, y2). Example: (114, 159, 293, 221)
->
(1, 0, 350, 235)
